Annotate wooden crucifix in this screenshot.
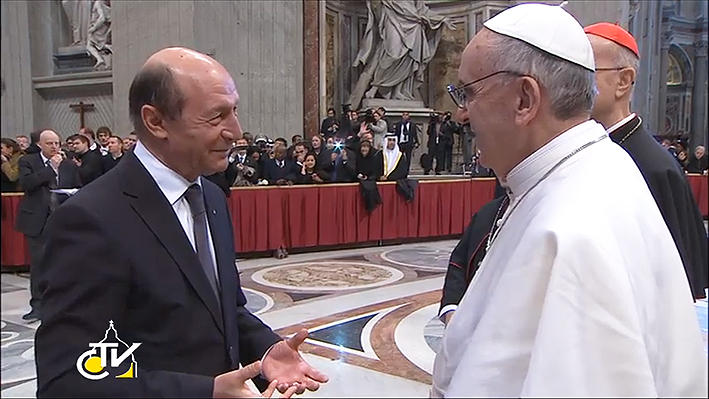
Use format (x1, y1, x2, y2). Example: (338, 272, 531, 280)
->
(69, 101, 95, 129)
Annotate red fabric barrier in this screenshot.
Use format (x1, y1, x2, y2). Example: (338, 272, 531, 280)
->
(0, 178, 496, 267)
(1, 194, 30, 268)
(687, 174, 708, 217)
(3, 176, 704, 268)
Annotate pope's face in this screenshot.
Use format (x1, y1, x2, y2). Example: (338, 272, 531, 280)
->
(457, 31, 517, 174)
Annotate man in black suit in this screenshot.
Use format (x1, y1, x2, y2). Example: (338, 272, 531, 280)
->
(263, 145, 298, 185)
(16, 129, 80, 322)
(71, 134, 104, 186)
(393, 112, 419, 171)
(100, 135, 124, 173)
(35, 47, 326, 398)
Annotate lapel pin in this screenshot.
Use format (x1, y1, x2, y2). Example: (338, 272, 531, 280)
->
(212, 209, 217, 215)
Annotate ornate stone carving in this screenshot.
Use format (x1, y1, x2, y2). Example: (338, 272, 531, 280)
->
(348, 0, 455, 109)
(86, 0, 112, 70)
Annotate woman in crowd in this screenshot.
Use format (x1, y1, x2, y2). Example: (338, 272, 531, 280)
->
(356, 139, 380, 181)
(311, 134, 334, 174)
(1, 138, 23, 192)
(296, 153, 330, 184)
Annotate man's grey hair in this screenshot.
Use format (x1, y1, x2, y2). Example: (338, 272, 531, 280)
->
(486, 31, 597, 120)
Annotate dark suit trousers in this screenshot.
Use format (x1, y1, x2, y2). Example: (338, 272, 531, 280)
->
(399, 142, 414, 171)
(438, 146, 452, 172)
(26, 232, 47, 313)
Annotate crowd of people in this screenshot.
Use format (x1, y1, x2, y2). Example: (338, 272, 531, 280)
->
(1, 127, 137, 193)
(202, 108, 421, 196)
(660, 137, 708, 174)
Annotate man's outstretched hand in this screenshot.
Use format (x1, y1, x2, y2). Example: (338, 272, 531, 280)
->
(262, 329, 329, 394)
(213, 361, 297, 398)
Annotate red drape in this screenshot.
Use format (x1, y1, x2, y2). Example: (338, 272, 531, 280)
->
(687, 174, 708, 217)
(1, 194, 30, 268)
(4, 175, 704, 268)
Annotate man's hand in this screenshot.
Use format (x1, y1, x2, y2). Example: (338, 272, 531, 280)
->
(262, 330, 329, 395)
(1, 154, 7, 163)
(50, 154, 63, 169)
(213, 361, 297, 398)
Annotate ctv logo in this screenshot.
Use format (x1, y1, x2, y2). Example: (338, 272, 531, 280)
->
(76, 320, 141, 380)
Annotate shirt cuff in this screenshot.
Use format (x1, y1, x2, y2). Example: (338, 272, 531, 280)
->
(438, 304, 458, 321)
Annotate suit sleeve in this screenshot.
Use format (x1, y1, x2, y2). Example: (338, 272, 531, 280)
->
(440, 213, 476, 313)
(35, 202, 214, 398)
(18, 155, 56, 193)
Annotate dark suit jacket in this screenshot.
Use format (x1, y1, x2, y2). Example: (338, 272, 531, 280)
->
(76, 150, 104, 186)
(392, 120, 419, 146)
(35, 151, 282, 397)
(263, 158, 298, 184)
(101, 153, 123, 174)
(15, 153, 81, 237)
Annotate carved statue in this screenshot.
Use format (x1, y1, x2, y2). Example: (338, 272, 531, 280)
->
(349, 0, 455, 109)
(61, 0, 92, 46)
(86, 0, 112, 70)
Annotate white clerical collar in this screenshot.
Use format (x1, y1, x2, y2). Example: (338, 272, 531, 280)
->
(132, 140, 201, 206)
(505, 120, 606, 198)
(606, 113, 636, 134)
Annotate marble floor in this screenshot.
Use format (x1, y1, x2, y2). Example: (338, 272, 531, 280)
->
(2, 240, 707, 398)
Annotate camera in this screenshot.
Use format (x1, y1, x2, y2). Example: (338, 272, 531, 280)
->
(363, 109, 376, 125)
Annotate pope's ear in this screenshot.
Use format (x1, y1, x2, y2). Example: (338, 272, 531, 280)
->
(514, 76, 541, 126)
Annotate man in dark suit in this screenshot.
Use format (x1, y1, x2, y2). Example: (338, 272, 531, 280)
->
(71, 134, 104, 186)
(393, 111, 419, 171)
(100, 135, 125, 173)
(16, 129, 81, 322)
(35, 47, 326, 398)
(263, 145, 298, 185)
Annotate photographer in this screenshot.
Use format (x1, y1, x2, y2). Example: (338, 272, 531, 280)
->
(331, 139, 358, 183)
(439, 111, 457, 173)
(320, 108, 339, 140)
(230, 138, 259, 187)
(426, 112, 442, 175)
(367, 109, 388, 149)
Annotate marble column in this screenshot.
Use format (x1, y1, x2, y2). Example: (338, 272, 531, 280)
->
(303, 0, 320, 138)
(657, 33, 671, 135)
(691, 40, 707, 146)
(1, 0, 34, 137)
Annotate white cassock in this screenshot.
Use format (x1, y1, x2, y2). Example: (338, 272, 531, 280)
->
(432, 120, 707, 397)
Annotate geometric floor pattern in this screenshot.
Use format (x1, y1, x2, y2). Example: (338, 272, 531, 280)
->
(2, 239, 707, 398)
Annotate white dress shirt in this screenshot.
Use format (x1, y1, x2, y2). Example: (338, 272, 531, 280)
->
(132, 141, 220, 284)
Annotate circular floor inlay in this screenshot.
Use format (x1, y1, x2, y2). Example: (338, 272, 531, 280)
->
(380, 246, 454, 271)
(242, 288, 274, 315)
(251, 262, 404, 292)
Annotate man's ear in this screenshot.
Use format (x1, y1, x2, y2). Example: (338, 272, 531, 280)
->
(141, 105, 169, 140)
(515, 76, 541, 126)
(616, 67, 636, 99)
